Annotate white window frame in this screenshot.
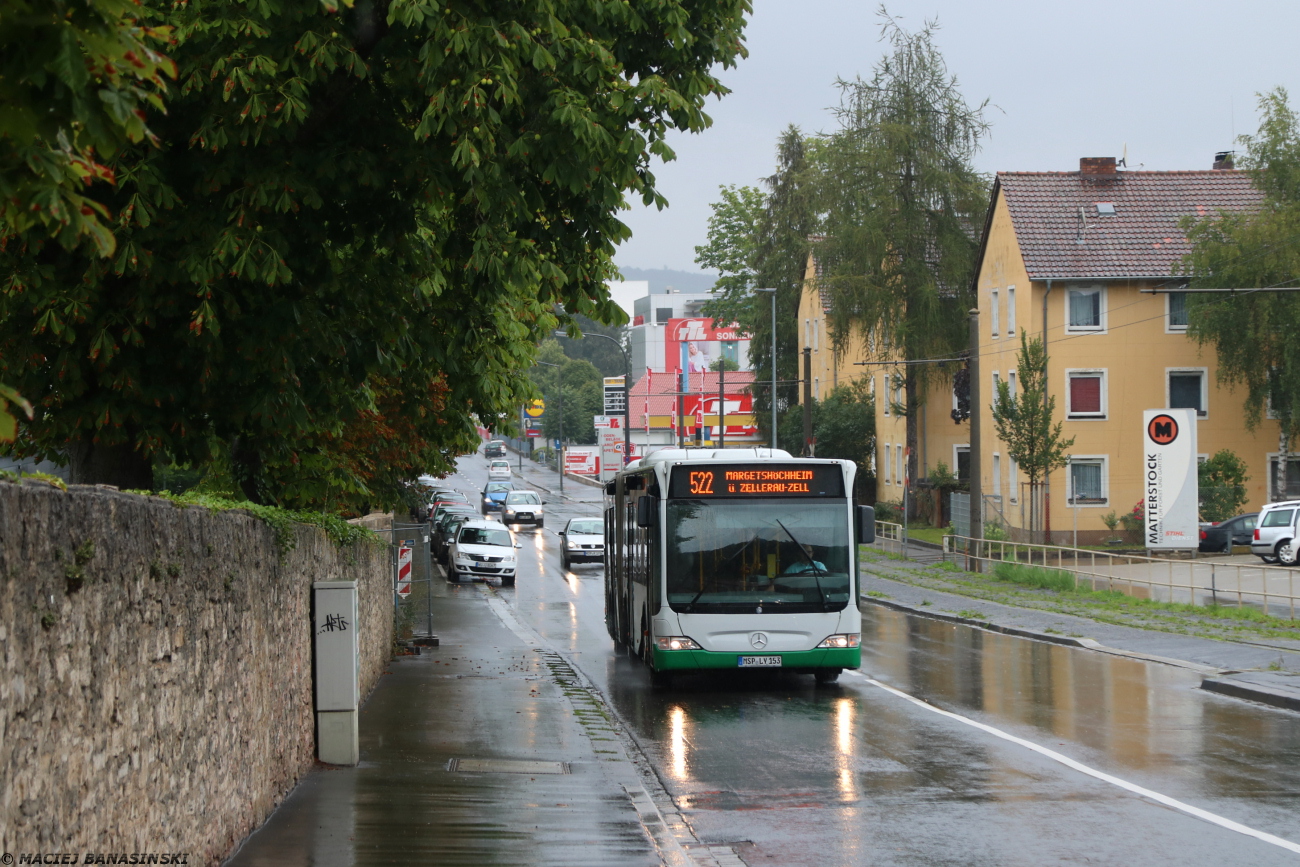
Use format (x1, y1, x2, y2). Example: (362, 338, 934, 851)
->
(1065, 369, 1108, 419)
(1007, 286, 1016, 336)
(814, 376, 820, 401)
(1166, 367, 1209, 418)
(992, 452, 1001, 499)
(1009, 457, 1019, 503)
(1065, 285, 1107, 334)
(953, 444, 970, 483)
(804, 318, 811, 350)
(1266, 452, 1300, 501)
(813, 319, 820, 352)
(1008, 370, 1017, 398)
(884, 444, 892, 484)
(992, 371, 1001, 404)
(1165, 291, 1189, 334)
(990, 289, 1000, 337)
(882, 375, 890, 416)
(1066, 455, 1110, 507)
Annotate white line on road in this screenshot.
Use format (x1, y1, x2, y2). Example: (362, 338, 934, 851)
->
(845, 671, 1300, 855)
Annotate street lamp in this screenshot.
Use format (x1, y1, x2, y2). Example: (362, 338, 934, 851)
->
(535, 360, 563, 494)
(753, 288, 778, 451)
(555, 329, 631, 471)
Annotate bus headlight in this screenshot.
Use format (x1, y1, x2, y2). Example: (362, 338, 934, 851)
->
(817, 634, 861, 649)
(655, 636, 700, 651)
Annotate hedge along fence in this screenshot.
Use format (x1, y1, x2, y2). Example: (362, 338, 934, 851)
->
(0, 479, 392, 864)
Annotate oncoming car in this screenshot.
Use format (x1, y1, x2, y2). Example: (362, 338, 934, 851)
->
(559, 517, 604, 570)
(448, 519, 520, 585)
(488, 460, 513, 482)
(501, 490, 545, 527)
(481, 482, 512, 514)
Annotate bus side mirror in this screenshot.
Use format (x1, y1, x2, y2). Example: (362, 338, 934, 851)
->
(636, 496, 656, 529)
(857, 505, 876, 545)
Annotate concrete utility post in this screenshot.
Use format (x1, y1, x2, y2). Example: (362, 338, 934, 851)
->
(802, 346, 814, 457)
(754, 288, 778, 451)
(968, 308, 982, 571)
(718, 365, 725, 449)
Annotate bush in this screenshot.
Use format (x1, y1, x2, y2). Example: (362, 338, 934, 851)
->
(874, 500, 902, 522)
(1199, 449, 1250, 523)
(1118, 499, 1145, 542)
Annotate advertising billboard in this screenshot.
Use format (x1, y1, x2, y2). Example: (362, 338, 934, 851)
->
(564, 447, 599, 476)
(665, 318, 752, 374)
(680, 393, 759, 439)
(1142, 408, 1198, 550)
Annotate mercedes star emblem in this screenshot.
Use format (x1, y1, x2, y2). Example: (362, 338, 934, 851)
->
(750, 632, 769, 650)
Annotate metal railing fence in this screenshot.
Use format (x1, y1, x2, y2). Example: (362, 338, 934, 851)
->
(874, 521, 905, 555)
(943, 535, 1298, 620)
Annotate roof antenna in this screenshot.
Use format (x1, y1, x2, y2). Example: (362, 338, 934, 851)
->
(1116, 143, 1127, 169)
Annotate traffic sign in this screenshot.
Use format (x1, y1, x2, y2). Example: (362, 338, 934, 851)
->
(396, 546, 413, 598)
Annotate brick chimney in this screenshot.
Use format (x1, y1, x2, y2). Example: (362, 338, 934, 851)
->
(1213, 151, 1235, 170)
(1080, 157, 1117, 175)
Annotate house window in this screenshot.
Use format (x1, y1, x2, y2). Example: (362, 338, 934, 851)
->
(813, 319, 820, 352)
(992, 453, 1001, 498)
(954, 445, 970, 482)
(884, 444, 892, 484)
(1069, 457, 1108, 505)
(655, 307, 673, 324)
(882, 376, 889, 416)
(1168, 369, 1207, 417)
(1268, 456, 1300, 500)
(1067, 287, 1105, 332)
(1067, 370, 1106, 418)
(814, 376, 820, 401)
(1008, 371, 1017, 399)
(1167, 292, 1189, 331)
(804, 319, 811, 349)
(991, 289, 1000, 337)
(992, 371, 1001, 402)
(896, 447, 904, 486)
(1009, 457, 1019, 503)
(1007, 286, 1016, 336)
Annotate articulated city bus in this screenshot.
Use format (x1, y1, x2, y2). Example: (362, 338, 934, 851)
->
(604, 448, 873, 688)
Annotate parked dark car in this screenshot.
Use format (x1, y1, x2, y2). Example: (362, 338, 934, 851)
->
(433, 509, 477, 564)
(484, 440, 507, 458)
(1200, 512, 1257, 553)
(481, 482, 512, 514)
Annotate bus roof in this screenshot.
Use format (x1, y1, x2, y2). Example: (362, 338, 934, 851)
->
(624, 447, 793, 472)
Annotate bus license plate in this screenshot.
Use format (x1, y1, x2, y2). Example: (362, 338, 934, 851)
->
(738, 655, 782, 668)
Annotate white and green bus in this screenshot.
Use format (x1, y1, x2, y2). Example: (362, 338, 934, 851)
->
(603, 448, 874, 688)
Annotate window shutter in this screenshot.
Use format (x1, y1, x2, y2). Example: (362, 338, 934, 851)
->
(1070, 376, 1102, 414)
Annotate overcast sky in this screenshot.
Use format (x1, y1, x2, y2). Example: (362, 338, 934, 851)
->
(613, 0, 1300, 275)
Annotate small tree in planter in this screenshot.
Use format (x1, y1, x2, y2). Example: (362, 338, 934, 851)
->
(1100, 510, 1122, 545)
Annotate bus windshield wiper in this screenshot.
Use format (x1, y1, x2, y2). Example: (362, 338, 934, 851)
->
(774, 519, 829, 610)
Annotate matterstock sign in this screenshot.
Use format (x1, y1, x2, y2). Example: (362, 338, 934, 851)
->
(1142, 408, 1198, 550)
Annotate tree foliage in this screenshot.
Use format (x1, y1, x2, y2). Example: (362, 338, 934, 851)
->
(699, 126, 814, 445)
(813, 10, 989, 490)
(1184, 88, 1300, 447)
(991, 331, 1074, 533)
(1198, 449, 1251, 523)
(532, 340, 603, 444)
(1, 0, 751, 508)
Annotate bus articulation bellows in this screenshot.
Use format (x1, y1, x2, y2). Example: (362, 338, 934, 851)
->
(603, 448, 874, 688)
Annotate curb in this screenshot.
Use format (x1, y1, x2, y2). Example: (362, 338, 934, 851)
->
(1201, 677, 1300, 712)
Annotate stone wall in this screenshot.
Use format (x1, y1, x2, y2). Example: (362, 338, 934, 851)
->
(0, 480, 392, 863)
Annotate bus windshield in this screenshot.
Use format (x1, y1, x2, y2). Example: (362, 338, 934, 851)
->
(665, 499, 851, 613)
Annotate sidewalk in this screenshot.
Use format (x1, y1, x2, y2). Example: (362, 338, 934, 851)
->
(223, 580, 701, 867)
(858, 553, 1300, 713)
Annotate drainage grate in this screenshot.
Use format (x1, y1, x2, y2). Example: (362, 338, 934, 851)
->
(448, 758, 570, 775)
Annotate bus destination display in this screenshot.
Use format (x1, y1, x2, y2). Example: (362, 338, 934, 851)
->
(668, 464, 844, 498)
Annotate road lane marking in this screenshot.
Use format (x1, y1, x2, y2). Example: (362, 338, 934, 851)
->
(845, 671, 1300, 855)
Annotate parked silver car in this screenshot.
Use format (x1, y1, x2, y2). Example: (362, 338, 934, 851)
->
(1250, 500, 1300, 564)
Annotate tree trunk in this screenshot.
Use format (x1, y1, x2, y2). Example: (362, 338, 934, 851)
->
(230, 437, 267, 504)
(68, 435, 154, 490)
(905, 367, 919, 521)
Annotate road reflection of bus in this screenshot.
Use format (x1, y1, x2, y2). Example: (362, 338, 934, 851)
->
(604, 447, 874, 689)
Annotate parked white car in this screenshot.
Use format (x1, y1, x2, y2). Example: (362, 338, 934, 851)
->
(447, 519, 520, 585)
(1251, 500, 1300, 564)
(559, 517, 604, 570)
(487, 459, 512, 482)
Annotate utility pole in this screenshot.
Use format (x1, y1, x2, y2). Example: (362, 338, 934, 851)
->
(968, 308, 982, 571)
(536, 360, 563, 494)
(718, 365, 725, 449)
(802, 346, 814, 457)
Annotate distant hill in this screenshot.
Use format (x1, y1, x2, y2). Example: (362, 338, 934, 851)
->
(615, 267, 718, 295)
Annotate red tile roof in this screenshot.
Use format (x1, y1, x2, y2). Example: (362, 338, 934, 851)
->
(996, 170, 1263, 280)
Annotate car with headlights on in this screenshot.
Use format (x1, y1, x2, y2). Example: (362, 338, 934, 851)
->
(501, 490, 545, 527)
(447, 519, 521, 585)
(481, 482, 513, 514)
(559, 517, 604, 570)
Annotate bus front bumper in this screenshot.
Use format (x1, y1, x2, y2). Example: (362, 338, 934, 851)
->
(652, 646, 861, 672)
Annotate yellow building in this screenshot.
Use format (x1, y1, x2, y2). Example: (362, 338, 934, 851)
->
(973, 156, 1275, 544)
(797, 247, 969, 512)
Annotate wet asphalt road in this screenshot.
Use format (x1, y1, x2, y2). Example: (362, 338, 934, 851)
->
(451, 454, 1300, 866)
